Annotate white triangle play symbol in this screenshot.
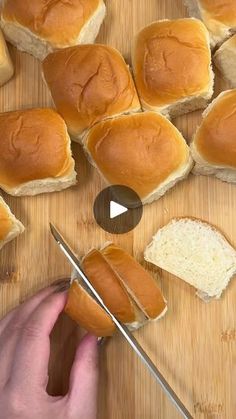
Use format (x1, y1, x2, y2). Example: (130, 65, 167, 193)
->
(110, 200, 128, 219)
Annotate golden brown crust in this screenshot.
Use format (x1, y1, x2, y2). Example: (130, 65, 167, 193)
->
(0, 200, 12, 240)
(1, 0, 101, 46)
(0, 108, 74, 188)
(132, 18, 211, 108)
(199, 0, 236, 26)
(194, 90, 236, 167)
(43, 44, 140, 137)
(64, 281, 115, 337)
(82, 249, 136, 323)
(85, 112, 189, 199)
(102, 244, 166, 319)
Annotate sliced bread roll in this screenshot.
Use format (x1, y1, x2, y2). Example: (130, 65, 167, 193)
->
(132, 18, 213, 118)
(65, 244, 167, 336)
(191, 89, 236, 183)
(144, 218, 236, 301)
(0, 108, 77, 196)
(214, 35, 236, 87)
(84, 112, 193, 205)
(0, 0, 106, 60)
(184, 0, 236, 47)
(0, 196, 24, 250)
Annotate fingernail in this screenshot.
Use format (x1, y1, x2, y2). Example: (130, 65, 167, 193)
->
(54, 282, 70, 293)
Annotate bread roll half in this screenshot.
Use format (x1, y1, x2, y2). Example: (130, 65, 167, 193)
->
(0, 196, 24, 250)
(0, 108, 77, 196)
(132, 18, 214, 118)
(214, 35, 236, 87)
(43, 44, 141, 142)
(0, 0, 106, 60)
(145, 218, 236, 301)
(191, 89, 236, 183)
(84, 112, 193, 205)
(65, 244, 167, 337)
(184, 0, 236, 47)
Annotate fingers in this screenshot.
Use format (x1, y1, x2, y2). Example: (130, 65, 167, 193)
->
(7, 290, 68, 390)
(67, 334, 99, 419)
(0, 283, 67, 389)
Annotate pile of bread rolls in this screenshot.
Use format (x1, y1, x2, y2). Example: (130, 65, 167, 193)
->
(0, 0, 235, 335)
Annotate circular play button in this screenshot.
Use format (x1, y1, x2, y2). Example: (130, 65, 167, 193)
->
(93, 185, 143, 234)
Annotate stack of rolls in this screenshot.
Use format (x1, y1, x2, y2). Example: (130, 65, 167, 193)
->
(65, 244, 167, 337)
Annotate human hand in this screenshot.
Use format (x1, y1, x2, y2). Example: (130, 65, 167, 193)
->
(0, 281, 99, 419)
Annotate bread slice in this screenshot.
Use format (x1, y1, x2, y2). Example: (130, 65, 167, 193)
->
(184, 0, 236, 48)
(191, 89, 236, 183)
(214, 35, 236, 87)
(145, 218, 236, 301)
(132, 18, 214, 119)
(0, 196, 24, 250)
(0, 0, 106, 60)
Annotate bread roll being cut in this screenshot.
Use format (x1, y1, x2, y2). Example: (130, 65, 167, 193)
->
(42, 44, 141, 142)
(65, 244, 167, 337)
(144, 218, 236, 301)
(0, 108, 77, 196)
(214, 35, 236, 87)
(132, 18, 214, 118)
(0, 28, 14, 86)
(0, 0, 106, 60)
(191, 89, 236, 183)
(0, 196, 24, 250)
(184, 0, 236, 47)
(84, 112, 193, 205)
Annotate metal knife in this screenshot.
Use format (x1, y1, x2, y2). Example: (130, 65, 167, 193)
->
(50, 223, 193, 419)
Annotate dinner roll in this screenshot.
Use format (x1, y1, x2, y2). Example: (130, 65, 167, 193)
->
(0, 108, 77, 196)
(214, 35, 236, 87)
(84, 112, 193, 205)
(185, 0, 236, 47)
(0, 0, 106, 60)
(65, 244, 167, 336)
(43, 44, 141, 142)
(0, 29, 13, 86)
(0, 196, 24, 250)
(132, 18, 213, 119)
(191, 89, 236, 183)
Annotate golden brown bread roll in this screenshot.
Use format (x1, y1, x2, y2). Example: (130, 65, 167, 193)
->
(191, 89, 236, 183)
(65, 280, 116, 337)
(185, 0, 236, 47)
(0, 196, 24, 250)
(132, 18, 213, 118)
(65, 244, 167, 336)
(84, 112, 193, 204)
(0, 0, 106, 60)
(0, 108, 77, 196)
(43, 44, 141, 142)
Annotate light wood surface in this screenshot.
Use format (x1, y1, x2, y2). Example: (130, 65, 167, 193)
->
(0, 1, 235, 418)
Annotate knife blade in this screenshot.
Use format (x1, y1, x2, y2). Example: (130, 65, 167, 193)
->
(50, 223, 193, 419)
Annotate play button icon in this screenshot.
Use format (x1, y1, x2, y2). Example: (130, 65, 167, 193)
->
(110, 201, 128, 219)
(93, 185, 143, 234)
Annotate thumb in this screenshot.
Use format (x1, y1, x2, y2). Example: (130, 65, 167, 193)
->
(68, 334, 99, 419)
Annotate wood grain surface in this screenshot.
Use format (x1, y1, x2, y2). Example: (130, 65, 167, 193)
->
(0, 1, 235, 418)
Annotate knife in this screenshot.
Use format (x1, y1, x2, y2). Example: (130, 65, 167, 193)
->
(50, 223, 193, 419)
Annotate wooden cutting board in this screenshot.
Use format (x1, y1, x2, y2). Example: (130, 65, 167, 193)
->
(0, 1, 235, 418)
